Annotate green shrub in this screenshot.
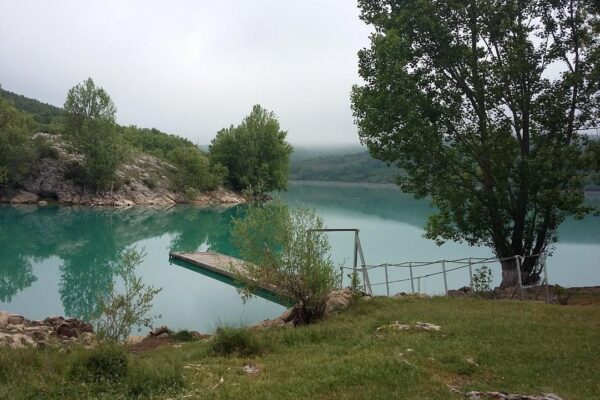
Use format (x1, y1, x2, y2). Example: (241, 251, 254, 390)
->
(172, 330, 195, 342)
(92, 248, 162, 343)
(232, 203, 339, 324)
(125, 361, 184, 398)
(472, 265, 493, 294)
(70, 345, 128, 383)
(33, 136, 59, 159)
(142, 176, 157, 189)
(211, 327, 264, 357)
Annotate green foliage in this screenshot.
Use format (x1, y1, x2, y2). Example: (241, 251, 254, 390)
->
(347, 271, 361, 292)
(124, 359, 184, 398)
(352, 0, 600, 286)
(553, 284, 573, 305)
(472, 266, 493, 294)
(211, 326, 264, 357)
(0, 344, 184, 399)
(232, 202, 339, 323)
(168, 145, 224, 193)
(121, 125, 196, 160)
(64, 78, 127, 190)
(0, 97, 35, 188)
(92, 248, 162, 343)
(33, 135, 59, 159)
(171, 330, 196, 342)
(70, 344, 128, 383)
(0, 86, 63, 131)
(1, 298, 600, 398)
(123, 125, 225, 195)
(209, 104, 293, 193)
(290, 151, 399, 184)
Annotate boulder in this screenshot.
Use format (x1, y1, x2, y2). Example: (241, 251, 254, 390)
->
(9, 190, 38, 204)
(7, 315, 25, 325)
(54, 318, 93, 338)
(149, 325, 173, 337)
(324, 289, 355, 316)
(448, 286, 472, 297)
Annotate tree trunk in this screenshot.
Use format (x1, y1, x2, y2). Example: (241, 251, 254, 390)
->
(500, 257, 519, 288)
(500, 255, 542, 288)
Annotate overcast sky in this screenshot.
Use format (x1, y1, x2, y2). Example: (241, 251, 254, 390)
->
(0, 1, 372, 145)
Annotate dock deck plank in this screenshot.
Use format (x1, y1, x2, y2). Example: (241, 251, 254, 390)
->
(168, 251, 282, 299)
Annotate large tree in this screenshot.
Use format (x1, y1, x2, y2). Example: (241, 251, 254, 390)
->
(352, 0, 600, 286)
(209, 105, 293, 193)
(64, 78, 125, 190)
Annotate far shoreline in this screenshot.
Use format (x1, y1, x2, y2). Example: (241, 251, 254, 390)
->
(289, 180, 600, 199)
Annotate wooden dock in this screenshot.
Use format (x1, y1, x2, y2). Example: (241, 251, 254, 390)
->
(168, 251, 286, 302)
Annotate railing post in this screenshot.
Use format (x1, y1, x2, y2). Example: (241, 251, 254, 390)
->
(543, 255, 550, 303)
(339, 267, 344, 289)
(384, 263, 390, 297)
(355, 233, 372, 295)
(515, 255, 525, 300)
(409, 262, 414, 294)
(442, 260, 448, 294)
(468, 257, 473, 292)
(353, 231, 358, 281)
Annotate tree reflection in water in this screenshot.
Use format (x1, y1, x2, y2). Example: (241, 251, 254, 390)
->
(0, 205, 241, 320)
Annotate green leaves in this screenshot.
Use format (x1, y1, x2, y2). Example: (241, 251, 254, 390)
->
(231, 202, 338, 323)
(209, 105, 293, 194)
(63, 78, 126, 190)
(92, 247, 162, 343)
(0, 97, 35, 188)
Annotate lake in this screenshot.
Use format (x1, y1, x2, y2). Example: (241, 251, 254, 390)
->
(1, 182, 599, 332)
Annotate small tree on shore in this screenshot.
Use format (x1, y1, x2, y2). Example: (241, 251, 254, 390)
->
(231, 202, 338, 325)
(92, 248, 162, 342)
(64, 78, 126, 190)
(209, 105, 293, 194)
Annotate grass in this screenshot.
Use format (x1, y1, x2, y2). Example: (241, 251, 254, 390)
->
(1, 297, 599, 399)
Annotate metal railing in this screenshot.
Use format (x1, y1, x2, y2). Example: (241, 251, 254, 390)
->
(310, 228, 550, 302)
(338, 252, 550, 302)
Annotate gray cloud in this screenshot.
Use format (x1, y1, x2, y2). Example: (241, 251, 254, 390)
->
(0, 0, 371, 145)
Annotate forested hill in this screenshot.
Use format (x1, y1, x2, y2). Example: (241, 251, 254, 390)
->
(0, 87, 63, 129)
(0, 86, 197, 158)
(289, 151, 399, 184)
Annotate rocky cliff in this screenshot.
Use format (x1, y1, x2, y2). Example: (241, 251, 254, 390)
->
(0, 133, 245, 207)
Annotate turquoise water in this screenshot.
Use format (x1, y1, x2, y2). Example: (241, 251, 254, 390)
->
(0, 182, 598, 332)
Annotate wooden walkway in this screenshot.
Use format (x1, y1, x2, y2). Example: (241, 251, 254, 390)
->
(168, 251, 283, 300)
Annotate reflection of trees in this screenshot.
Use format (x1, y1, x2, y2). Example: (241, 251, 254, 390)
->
(0, 204, 241, 318)
(57, 211, 123, 320)
(0, 208, 40, 302)
(276, 183, 434, 229)
(0, 255, 36, 302)
(277, 183, 600, 244)
(168, 207, 238, 255)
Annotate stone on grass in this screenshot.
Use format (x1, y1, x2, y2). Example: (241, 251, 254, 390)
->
(149, 325, 173, 337)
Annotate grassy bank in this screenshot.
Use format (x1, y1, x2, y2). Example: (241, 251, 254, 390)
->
(1, 297, 599, 399)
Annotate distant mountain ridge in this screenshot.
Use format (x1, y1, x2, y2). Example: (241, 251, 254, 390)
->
(289, 151, 398, 184)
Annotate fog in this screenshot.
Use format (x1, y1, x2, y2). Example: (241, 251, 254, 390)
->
(0, 1, 371, 145)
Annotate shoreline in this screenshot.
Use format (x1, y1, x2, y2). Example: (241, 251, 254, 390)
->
(289, 179, 600, 198)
